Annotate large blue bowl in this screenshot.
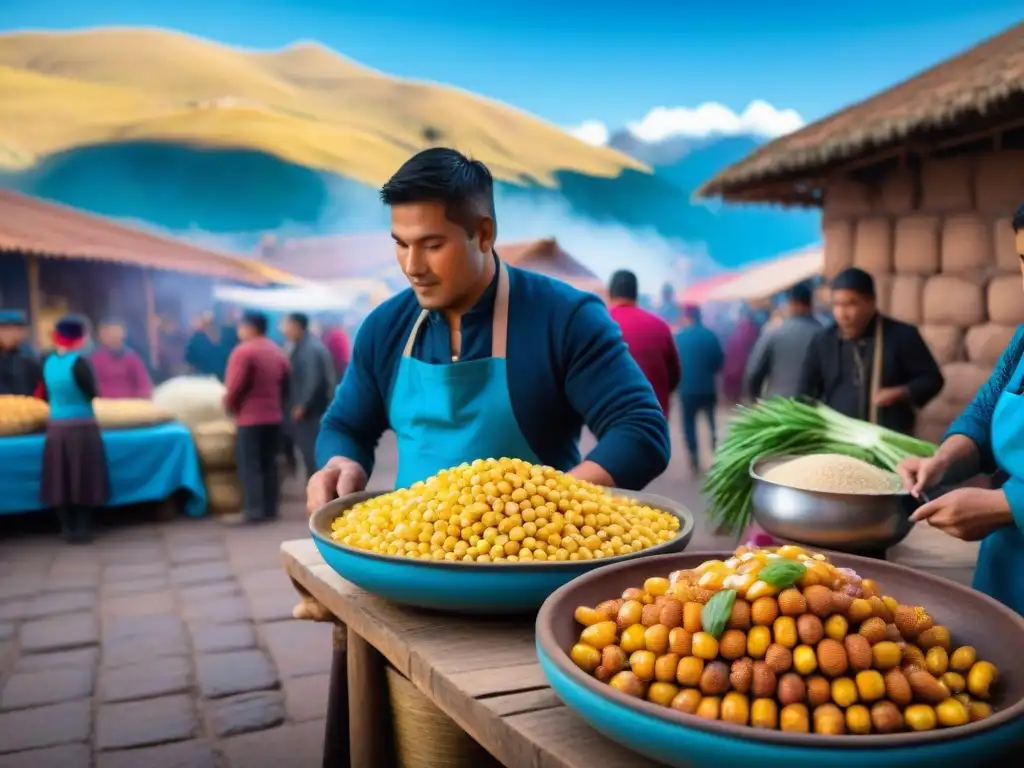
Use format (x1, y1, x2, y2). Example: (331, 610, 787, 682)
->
(536, 550, 1024, 768)
(309, 489, 694, 615)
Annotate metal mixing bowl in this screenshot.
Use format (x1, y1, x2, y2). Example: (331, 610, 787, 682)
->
(750, 454, 917, 554)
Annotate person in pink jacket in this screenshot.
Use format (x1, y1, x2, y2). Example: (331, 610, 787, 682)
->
(90, 318, 153, 399)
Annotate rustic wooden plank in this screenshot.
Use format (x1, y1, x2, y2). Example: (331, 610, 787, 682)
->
(282, 538, 323, 568)
(503, 707, 665, 768)
(322, 624, 350, 768)
(446, 663, 550, 699)
(478, 689, 564, 718)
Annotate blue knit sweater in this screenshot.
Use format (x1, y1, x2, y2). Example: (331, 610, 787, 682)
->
(316, 264, 671, 490)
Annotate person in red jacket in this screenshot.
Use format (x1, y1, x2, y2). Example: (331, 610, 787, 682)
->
(607, 270, 681, 416)
(222, 311, 290, 525)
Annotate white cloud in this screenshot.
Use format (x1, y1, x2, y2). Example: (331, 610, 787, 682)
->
(567, 119, 611, 146)
(566, 100, 805, 146)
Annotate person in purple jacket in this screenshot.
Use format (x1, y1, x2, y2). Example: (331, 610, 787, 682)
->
(90, 318, 153, 399)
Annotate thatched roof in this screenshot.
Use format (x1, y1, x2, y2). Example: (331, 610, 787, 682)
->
(698, 21, 1024, 204)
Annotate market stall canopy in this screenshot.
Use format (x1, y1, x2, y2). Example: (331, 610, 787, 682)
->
(703, 245, 822, 303)
(213, 278, 391, 311)
(695, 21, 1024, 205)
(677, 272, 739, 305)
(0, 189, 302, 285)
(256, 232, 604, 294)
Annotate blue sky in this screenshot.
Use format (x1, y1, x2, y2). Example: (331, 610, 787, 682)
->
(1, 0, 1021, 133)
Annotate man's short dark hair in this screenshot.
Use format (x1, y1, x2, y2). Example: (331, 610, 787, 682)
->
(380, 148, 497, 237)
(831, 267, 875, 298)
(609, 270, 639, 301)
(241, 310, 268, 336)
(1012, 203, 1024, 233)
(787, 282, 813, 306)
(287, 312, 309, 331)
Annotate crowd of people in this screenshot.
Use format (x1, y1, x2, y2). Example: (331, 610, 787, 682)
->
(0, 305, 351, 539)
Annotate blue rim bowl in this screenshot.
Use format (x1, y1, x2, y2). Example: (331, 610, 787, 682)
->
(309, 489, 694, 615)
(536, 550, 1024, 768)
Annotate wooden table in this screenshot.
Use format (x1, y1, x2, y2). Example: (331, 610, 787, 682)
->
(281, 538, 663, 768)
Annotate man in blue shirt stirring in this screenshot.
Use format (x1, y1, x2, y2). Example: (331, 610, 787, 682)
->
(307, 148, 670, 510)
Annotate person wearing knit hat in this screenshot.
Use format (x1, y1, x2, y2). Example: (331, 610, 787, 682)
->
(796, 268, 944, 436)
(37, 313, 110, 543)
(0, 309, 40, 397)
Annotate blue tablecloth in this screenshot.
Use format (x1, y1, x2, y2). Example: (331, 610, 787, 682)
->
(0, 422, 208, 516)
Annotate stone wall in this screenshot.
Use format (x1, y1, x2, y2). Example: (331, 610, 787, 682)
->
(821, 151, 1024, 443)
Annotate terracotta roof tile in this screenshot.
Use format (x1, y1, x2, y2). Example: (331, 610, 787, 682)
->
(0, 189, 297, 285)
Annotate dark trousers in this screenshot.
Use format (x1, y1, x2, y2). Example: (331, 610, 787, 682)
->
(290, 415, 322, 481)
(237, 424, 282, 521)
(680, 393, 717, 465)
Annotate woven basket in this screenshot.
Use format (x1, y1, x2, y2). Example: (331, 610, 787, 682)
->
(193, 419, 237, 470)
(0, 395, 49, 436)
(205, 470, 242, 514)
(93, 398, 173, 429)
(385, 666, 501, 768)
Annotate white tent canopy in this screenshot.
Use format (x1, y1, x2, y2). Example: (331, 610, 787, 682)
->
(214, 278, 388, 311)
(704, 245, 823, 303)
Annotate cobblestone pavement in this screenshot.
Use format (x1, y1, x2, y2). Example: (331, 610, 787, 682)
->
(0, 410, 973, 766)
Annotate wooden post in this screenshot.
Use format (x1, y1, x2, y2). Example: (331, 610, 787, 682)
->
(25, 253, 42, 349)
(346, 627, 391, 768)
(142, 269, 159, 370)
(322, 623, 351, 768)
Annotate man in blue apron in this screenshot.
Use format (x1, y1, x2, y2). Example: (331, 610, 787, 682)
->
(307, 148, 670, 511)
(900, 206, 1024, 614)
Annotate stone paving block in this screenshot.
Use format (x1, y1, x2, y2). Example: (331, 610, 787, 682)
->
(44, 570, 100, 591)
(0, 600, 27, 621)
(259, 620, 332, 679)
(181, 595, 251, 625)
(0, 578, 37, 602)
(94, 739, 219, 768)
(0, 700, 91, 753)
(15, 647, 98, 672)
(101, 546, 167, 566)
(221, 719, 325, 767)
(102, 615, 189, 668)
(1, 666, 95, 710)
(282, 673, 329, 722)
(169, 543, 226, 565)
(246, 588, 299, 624)
(170, 562, 234, 586)
(0, 743, 92, 768)
(101, 591, 175, 617)
(0, 622, 12, 642)
(99, 656, 191, 703)
(205, 691, 286, 737)
(177, 580, 240, 603)
(24, 591, 97, 619)
(103, 576, 170, 596)
(190, 622, 256, 654)
(195, 650, 278, 699)
(95, 694, 198, 751)
(104, 562, 168, 581)
(19, 612, 98, 653)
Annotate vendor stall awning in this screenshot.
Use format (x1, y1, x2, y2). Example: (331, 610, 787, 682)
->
(0, 189, 303, 286)
(678, 272, 739, 305)
(703, 245, 822, 303)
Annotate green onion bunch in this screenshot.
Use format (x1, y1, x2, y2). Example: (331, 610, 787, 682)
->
(702, 398, 937, 534)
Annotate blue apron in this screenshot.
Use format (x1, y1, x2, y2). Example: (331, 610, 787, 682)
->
(388, 262, 541, 489)
(972, 352, 1024, 614)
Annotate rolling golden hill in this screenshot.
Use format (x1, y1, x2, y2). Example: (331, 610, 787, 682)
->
(0, 28, 647, 187)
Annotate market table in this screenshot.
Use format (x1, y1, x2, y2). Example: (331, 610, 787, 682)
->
(281, 538, 665, 768)
(0, 421, 208, 516)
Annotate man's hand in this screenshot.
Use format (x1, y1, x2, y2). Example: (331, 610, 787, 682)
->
(291, 405, 305, 421)
(896, 454, 950, 498)
(909, 487, 1013, 541)
(306, 456, 368, 515)
(873, 386, 907, 407)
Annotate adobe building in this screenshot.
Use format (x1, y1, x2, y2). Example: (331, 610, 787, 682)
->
(697, 22, 1024, 442)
